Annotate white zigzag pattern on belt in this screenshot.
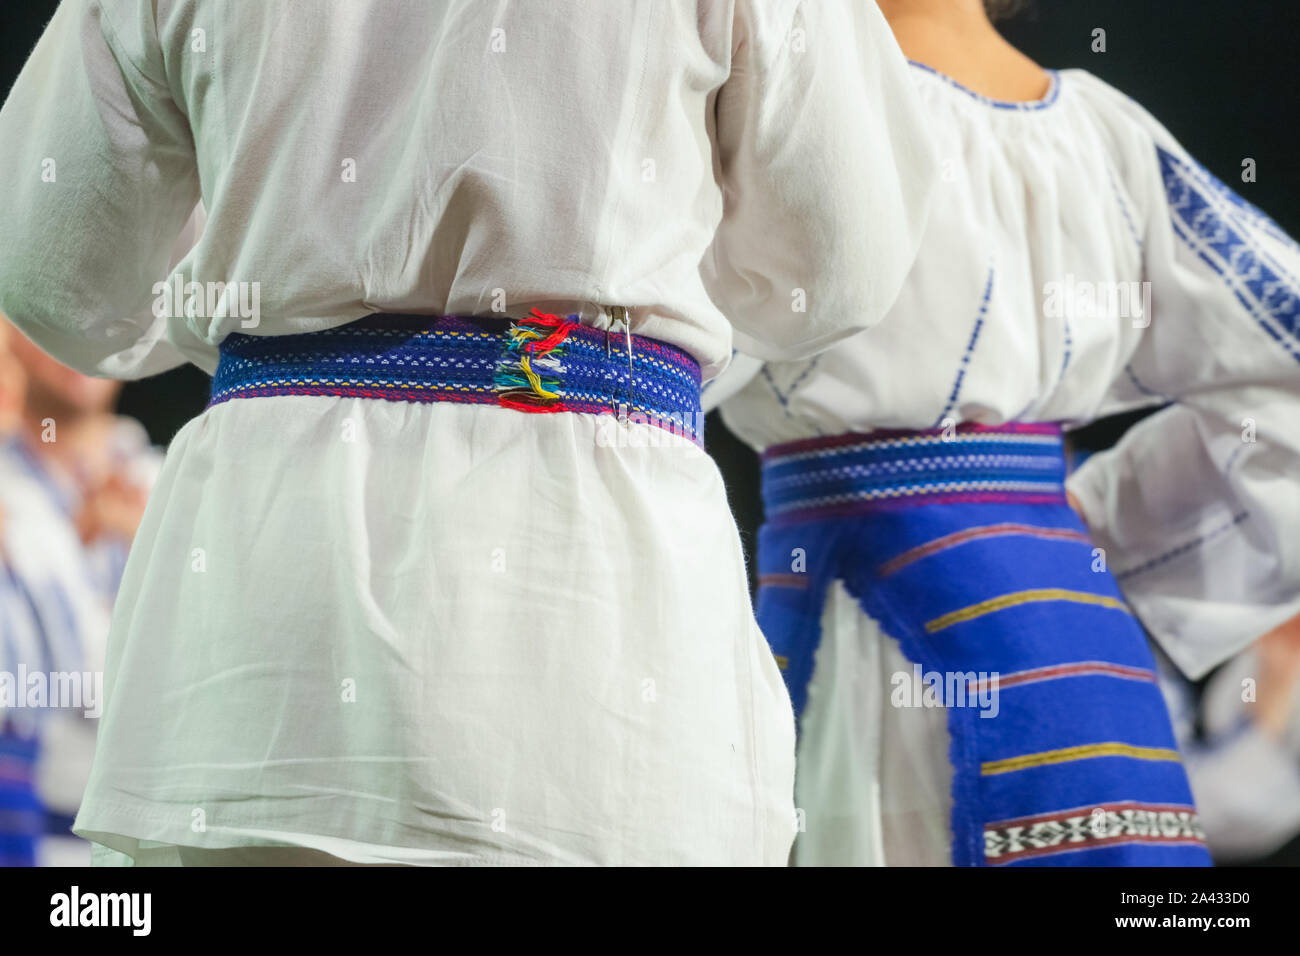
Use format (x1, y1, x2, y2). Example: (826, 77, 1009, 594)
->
(213, 377, 696, 417)
(216, 357, 697, 408)
(764, 432, 1061, 467)
(769, 479, 1063, 514)
(253, 321, 711, 384)
(765, 452, 1060, 490)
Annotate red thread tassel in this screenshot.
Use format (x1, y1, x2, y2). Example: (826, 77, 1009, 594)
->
(498, 392, 567, 414)
(522, 308, 577, 353)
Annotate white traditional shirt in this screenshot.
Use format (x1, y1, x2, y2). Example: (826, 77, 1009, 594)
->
(713, 63, 1300, 683)
(0, 0, 935, 382)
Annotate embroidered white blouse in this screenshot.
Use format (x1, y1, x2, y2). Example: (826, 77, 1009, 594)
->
(712, 63, 1300, 683)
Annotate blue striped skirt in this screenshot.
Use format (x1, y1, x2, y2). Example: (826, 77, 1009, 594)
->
(755, 423, 1211, 866)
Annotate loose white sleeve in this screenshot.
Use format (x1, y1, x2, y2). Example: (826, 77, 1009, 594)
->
(700, 351, 764, 413)
(703, 0, 936, 361)
(0, 0, 201, 379)
(1069, 95, 1300, 679)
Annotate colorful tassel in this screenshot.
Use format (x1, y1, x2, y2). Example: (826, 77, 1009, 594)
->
(494, 309, 579, 412)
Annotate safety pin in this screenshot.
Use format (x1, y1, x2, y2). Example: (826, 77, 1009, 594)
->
(605, 305, 634, 424)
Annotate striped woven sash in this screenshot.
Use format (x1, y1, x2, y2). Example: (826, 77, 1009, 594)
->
(211, 311, 704, 444)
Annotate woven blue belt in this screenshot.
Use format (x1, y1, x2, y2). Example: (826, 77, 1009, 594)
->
(761, 422, 1068, 524)
(210, 311, 705, 444)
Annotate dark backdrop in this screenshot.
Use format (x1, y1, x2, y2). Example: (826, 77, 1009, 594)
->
(4, 0, 1299, 562)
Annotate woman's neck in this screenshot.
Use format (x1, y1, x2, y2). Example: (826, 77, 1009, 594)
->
(876, 0, 1051, 103)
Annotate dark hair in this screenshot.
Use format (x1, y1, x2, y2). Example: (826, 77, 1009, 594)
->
(984, 0, 1031, 20)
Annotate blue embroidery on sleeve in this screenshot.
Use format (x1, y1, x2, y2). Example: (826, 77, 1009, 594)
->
(1159, 146, 1300, 363)
(1115, 510, 1250, 581)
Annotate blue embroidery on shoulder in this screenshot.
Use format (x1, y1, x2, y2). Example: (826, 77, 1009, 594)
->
(1159, 146, 1300, 363)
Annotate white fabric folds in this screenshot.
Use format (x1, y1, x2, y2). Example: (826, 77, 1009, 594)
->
(74, 398, 796, 864)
